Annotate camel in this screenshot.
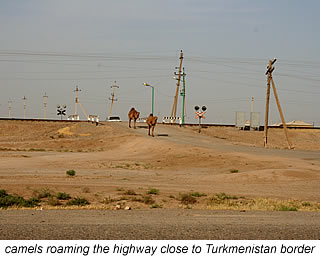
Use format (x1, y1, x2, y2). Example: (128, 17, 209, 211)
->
(128, 108, 140, 129)
(146, 113, 158, 137)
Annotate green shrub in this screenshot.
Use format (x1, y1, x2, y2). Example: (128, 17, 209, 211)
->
(179, 193, 197, 205)
(66, 170, 76, 176)
(151, 204, 162, 208)
(123, 189, 136, 195)
(47, 197, 62, 206)
(37, 188, 53, 199)
(147, 188, 159, 195)
(0, 193, 39, 208)
(0, 189, 8, 198)
(215, 192, 238, 201)
(230, 169, 239, 173)
(278, 205, 297, 211)
(102, 196, 116, 204)
(143, 195, 155, 205)
(66, 197, 89, 206)
(56, 192, 71, 200)
(191, 192, 206, 197)
(22, 197, 41, 207)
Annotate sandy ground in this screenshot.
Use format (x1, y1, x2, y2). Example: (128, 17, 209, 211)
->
(0, 120, 320, 210)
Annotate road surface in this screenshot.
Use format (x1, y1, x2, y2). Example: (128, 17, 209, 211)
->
(1, 209, 320, 240)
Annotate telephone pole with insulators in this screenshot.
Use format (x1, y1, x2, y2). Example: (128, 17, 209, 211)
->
(22, 96, 27, 119)
(43, 92, 48, 119)
(73, 85, 88, 120)
(171, 50, 184, 122)
(175, 67, 186, 125)
(251, 96, 254, 113)
(264, 58, 293, 149)
(74, 86, 81, 115)
(8, 100, 12, 118)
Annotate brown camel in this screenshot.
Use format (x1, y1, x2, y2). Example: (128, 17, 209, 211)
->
(146, 113, 158, 137)
(128, 108, 140, 129)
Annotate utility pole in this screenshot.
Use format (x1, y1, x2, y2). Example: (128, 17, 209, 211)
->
(74, 86, 81, 115)
(171, 50, 184, 122)
(22, 96, 27, 119)
(43, 92, 48, 119)
(251, 96, 254, 113)
(264, 59, 293, 149)
(180, 67, 186, 125)
(109, 81, 119, 117)
(8, 100, 12, 118)
(73, 85, 88, 119)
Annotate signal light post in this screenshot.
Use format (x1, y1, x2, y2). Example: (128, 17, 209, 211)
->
(194, 105, 207, 133)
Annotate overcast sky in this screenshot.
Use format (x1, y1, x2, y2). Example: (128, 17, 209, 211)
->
(1, 0, 320, 124)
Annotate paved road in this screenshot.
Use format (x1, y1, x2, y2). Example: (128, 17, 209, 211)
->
(1, 209, 320, 240)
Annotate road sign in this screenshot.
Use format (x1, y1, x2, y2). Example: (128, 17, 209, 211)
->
(57, 105, 67, 119)
(195, 111, 206, 119)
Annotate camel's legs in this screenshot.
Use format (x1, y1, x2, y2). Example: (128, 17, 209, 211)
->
(128, 118, 131, 128)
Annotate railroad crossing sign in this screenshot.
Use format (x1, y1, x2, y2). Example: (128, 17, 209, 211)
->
(195, 111, 206, 119)
(194, 105, 207, 133)
(57, 105, 67, 120)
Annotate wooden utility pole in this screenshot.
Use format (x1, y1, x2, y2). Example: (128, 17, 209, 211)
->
(73, 85, 88, 119)
(171, 50, 184, 121)
(74, 86, 81, 115)
(22, 96, 27, 119)
(43, 92, 48, 119)
(109, 81, 119, 117)
(8, 100, 12, 118)
(251, 96, 254, 113)
(264, 59, 293, 149)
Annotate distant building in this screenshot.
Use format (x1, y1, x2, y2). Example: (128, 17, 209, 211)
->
(271, 120, 313, 128)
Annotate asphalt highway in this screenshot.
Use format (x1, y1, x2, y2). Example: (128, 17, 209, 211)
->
(1, 209, 320, 240)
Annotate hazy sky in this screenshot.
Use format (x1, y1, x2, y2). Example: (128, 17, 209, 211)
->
(1, 0, 320, 124)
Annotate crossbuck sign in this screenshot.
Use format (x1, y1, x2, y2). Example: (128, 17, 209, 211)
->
(195, 111, 206, 119)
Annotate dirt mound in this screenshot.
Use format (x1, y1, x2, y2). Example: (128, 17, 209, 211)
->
(0, 121, 132, 151)
(197, 126, 320, 151)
